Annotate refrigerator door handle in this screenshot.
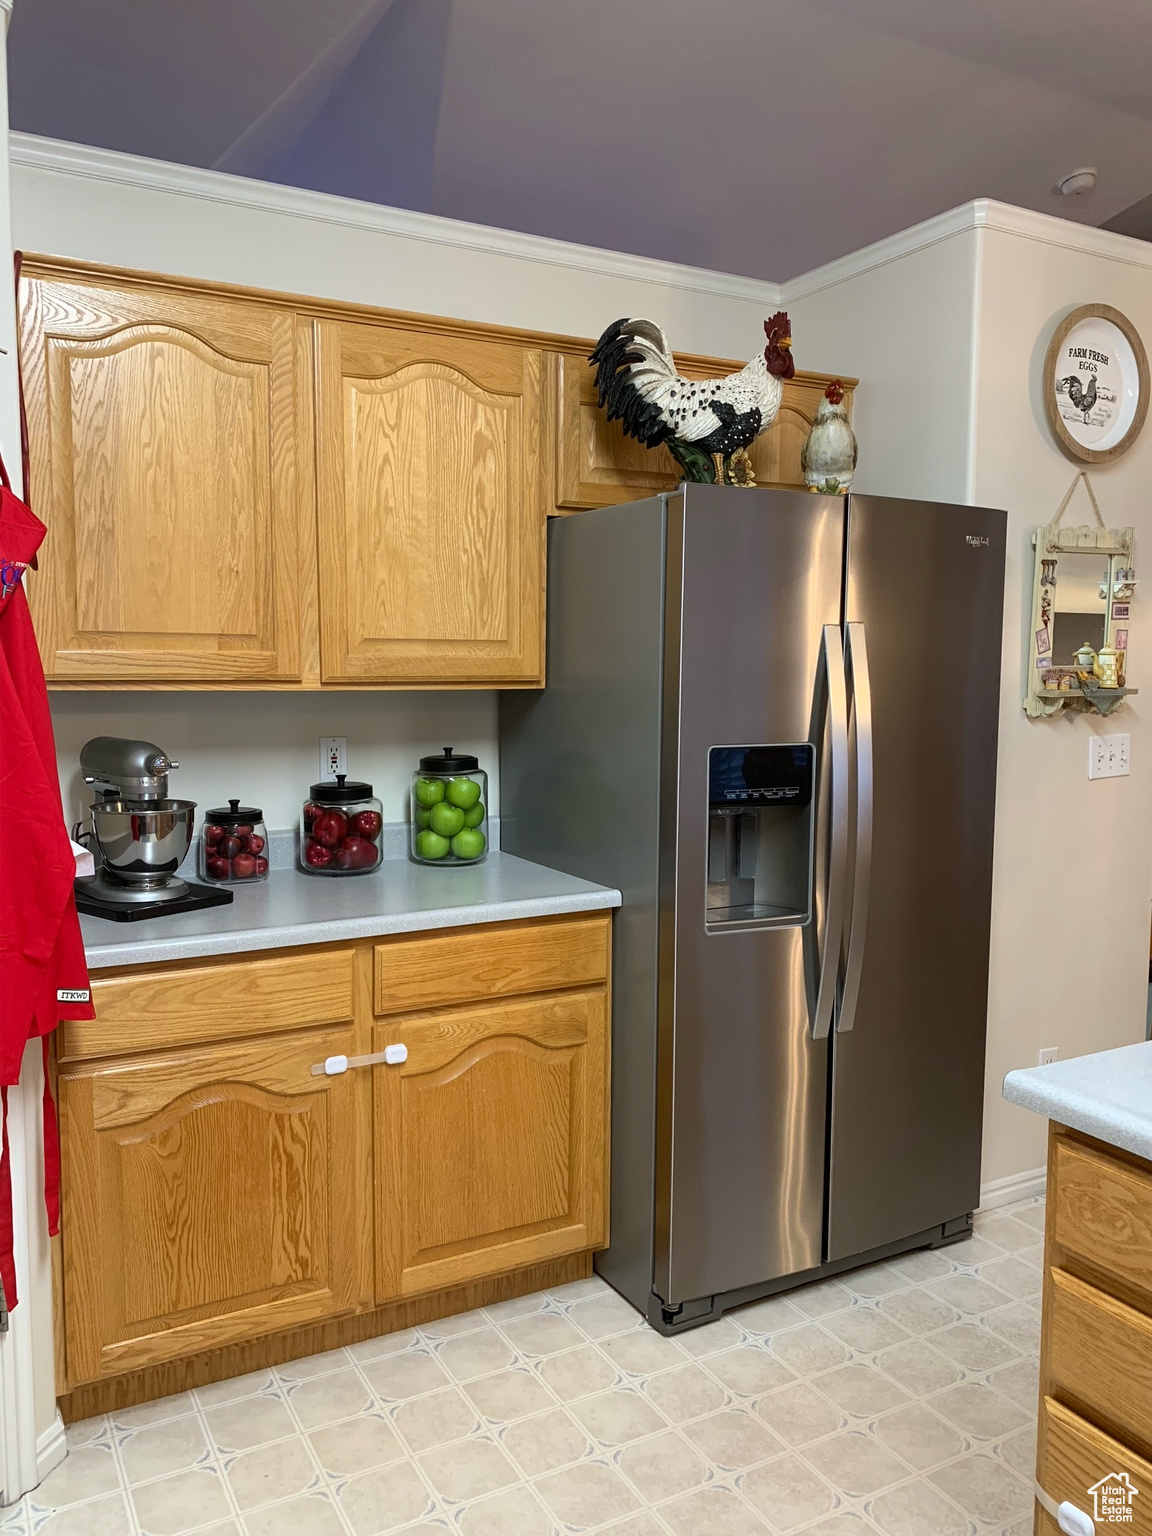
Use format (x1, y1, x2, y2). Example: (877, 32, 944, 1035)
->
(809, 623, 849, 1041)
(838, 621, 873, 1034)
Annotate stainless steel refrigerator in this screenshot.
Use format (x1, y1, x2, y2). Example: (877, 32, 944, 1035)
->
(500, 485, 1005, 1333)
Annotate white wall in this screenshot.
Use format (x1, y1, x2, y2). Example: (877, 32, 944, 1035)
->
(791, 202, 1152, 1192)
(9, 136, 779, 834)
(50, 690, 498, 833)
(787, 225, 979, 503)
(974, 225, 1152, 1188)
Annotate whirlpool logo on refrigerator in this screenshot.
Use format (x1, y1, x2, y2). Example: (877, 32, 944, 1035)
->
(965, 535, 990, 548)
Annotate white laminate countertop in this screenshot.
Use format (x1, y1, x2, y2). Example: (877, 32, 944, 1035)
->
(1002, 1040, 1152, 1164)
(81, 852, 621, 970)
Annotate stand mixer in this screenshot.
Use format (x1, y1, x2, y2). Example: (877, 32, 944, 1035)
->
(73, 736, 233, 921)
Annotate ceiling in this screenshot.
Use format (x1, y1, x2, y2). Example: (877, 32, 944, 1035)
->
(9, 0, 1152, 280)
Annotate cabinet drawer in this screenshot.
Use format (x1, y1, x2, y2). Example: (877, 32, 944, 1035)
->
(1048, 1267, 1152, 1457)
(64, 950, 356, 1060)
(1053, 1134, 1152, 1299)
(1038, 1395, 1152, 1535)
(374, 915, 609, 1016)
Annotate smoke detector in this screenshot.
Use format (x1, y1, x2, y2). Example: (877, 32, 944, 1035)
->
(1056, 167, 1098, 197)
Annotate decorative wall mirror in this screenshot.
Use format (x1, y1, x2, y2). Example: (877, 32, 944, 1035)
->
(1024, 474, 1136, 718)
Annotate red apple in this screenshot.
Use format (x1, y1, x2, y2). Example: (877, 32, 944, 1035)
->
(303, 801, 321, 828)
(205, 855, 230, 880)
(255, 856, 269, 876)
(233, 823, 253, 837)
(335, 836, 378, 870)
(246, 833, 265, 855)
(221, 834, 243, 859)
(312, 811, 348, 848)
(203, 823, 224, 847)
(232, 852, 258, 879)
(303, 840, 331, 869)
(350, 810, 383, 841)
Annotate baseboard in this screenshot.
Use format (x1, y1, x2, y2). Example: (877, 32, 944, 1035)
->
(36, 1413, 66, 1481)
(979, 1166, 1047, 1211)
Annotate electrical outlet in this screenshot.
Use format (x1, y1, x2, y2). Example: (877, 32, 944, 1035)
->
(1088, 732, 1130, 780)
(1038, 1047, 1059, 1067)
(319, 737, 347, 781)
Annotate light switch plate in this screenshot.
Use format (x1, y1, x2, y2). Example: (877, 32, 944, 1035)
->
(1088, 733, 1130, 780)
(319, 737, 347, 781)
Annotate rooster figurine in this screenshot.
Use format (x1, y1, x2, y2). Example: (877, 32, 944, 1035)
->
(800, 380, 857, 494)
(589, 312, 795, 484)
(1060, 374, 1098, 425)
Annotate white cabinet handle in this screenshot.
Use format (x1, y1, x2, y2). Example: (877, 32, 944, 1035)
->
(311, 1044, 408, 1077)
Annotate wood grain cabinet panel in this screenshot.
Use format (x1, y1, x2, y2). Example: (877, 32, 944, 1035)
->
(1047, 1266, 1152, 1460)
(1052, 1136, 1152, 1299)
(1038, 1397, 1152, 1535)
(19, 267, 311, 683)
(315, 320, 545, 684)
(373, 990, 607, 1301)
(59, 1029, 359, 1383)
(62, 949, 355, 1061)
(374, 915, 610, 1016)
(552, 351, 855, 510)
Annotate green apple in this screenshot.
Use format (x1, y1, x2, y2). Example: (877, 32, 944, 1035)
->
(450, 827, 486, 860)
(413, 777, 445, 807)
(429, 801, 465, 837)
(415, 805, 432, 829)
(445, 776, 481, 810)
(415, 829, 450, 860)
(462, 801, 485, 828)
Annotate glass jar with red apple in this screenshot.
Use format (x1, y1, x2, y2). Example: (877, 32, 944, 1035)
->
(199, 799, 270, 885)
(301, 774, 384, 875)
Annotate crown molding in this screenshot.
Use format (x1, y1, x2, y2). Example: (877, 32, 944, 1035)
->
(783, 197, 1152, 300)
(8, 134, 783, 307)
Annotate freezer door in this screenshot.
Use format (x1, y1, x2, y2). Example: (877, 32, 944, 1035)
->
(658, 486, 844, 1306)
(827, 495, 1005, 1262)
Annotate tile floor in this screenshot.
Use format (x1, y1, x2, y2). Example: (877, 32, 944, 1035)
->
(0, 1198, 1045, 1536)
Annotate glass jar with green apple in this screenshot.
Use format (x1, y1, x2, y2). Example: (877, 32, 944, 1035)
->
(410, 748, 489, 865)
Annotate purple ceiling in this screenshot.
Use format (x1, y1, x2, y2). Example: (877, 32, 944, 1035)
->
(10, 0, 1152, 279)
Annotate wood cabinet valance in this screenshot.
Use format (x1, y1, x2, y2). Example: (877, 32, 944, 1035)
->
(19, 256, 854, 689)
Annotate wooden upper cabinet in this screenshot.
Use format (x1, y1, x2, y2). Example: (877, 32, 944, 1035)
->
(19, 265, 313, 683)
(58, 1025, 359, 1383)
(552, 351, 856, 511)
(315, 320, 545, 685)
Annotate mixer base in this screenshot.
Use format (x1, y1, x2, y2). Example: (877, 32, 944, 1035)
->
(76, 877, 235, 922)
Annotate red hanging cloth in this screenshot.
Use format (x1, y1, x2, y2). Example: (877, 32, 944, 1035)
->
(0, 454, 94, 1313)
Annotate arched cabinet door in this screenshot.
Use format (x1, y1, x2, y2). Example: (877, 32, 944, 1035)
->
(58, 1028, 358, 1383)
(373, 990, 607, 1301)
(19, 266, 312, 683)
(314, 319, 545, 685)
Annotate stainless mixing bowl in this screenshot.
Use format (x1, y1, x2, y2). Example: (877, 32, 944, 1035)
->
(90, 798, 196, 886)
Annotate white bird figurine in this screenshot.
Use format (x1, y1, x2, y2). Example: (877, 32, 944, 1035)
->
(590, 313, 795, 485)
(800, 380, 857, 494)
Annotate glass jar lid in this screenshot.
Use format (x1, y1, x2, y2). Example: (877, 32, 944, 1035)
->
(205, 797, 264, 822)
(419, 746, 479, 772)
(309, 772, 374, 803)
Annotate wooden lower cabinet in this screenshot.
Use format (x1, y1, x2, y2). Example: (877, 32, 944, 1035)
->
(1034, 1124, 1152, 1534)
(58, 1027, 360, 1382)
(56, 913, 611, 1398)
(373, 989, 607, 1301)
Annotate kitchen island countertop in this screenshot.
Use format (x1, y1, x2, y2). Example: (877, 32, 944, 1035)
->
(81, 851, 620, 969)
(1002, 1039, 1152, 1163)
